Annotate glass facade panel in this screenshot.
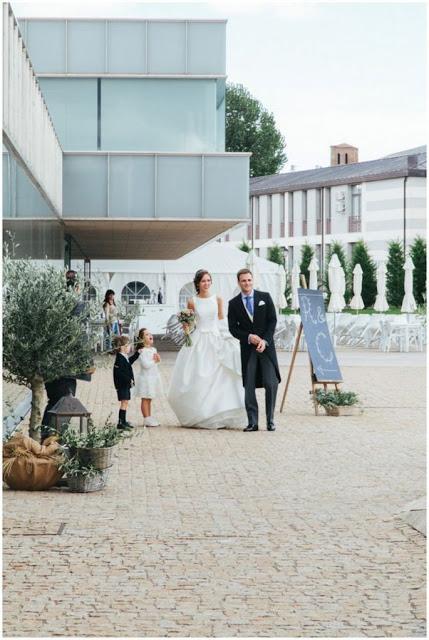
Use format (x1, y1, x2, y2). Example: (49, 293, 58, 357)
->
(101, 79, 217, 152)
(25, 20, 66, 73)
(156, 156, 202, 218)
(3, 151, 55, 218)
(107, 22, 146, 73)
(67, 21, 106, 73)
(204, 156, 249, 219)
(147, 22, 186, 74)
(63, 155, 107, 217)
(3, 219, 64, 259)
(39, 78, 98, 151)
(109, 156, 155, 218)
(187, 22, 226, 74)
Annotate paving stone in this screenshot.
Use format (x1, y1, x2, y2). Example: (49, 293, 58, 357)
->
(3, 351, 426, 637)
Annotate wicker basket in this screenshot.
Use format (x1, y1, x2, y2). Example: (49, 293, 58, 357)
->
(76, 446, 117, 470)
(67, 469, 110, 493)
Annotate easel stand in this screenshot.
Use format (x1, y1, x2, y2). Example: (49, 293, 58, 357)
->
(280, 276, 341, 415)
(279, 321, 341, 415)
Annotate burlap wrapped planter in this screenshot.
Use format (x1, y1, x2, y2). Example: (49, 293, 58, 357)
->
(3, 435, 63, 491)
(76, 445, 117, 470)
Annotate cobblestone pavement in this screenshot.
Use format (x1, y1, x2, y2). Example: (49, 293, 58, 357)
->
(3, 350, 426, 637)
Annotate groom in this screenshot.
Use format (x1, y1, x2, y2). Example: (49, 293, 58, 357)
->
(228, 268, 281, 432)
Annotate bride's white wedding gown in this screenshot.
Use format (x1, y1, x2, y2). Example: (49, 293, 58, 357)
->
(168, 295, 246, 428)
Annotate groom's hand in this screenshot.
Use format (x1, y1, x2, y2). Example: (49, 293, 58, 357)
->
(249, 333, 261, 346)
(256, 339, 267, 353)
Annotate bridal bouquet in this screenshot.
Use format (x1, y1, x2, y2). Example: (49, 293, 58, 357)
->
(177, 309, 196, 346)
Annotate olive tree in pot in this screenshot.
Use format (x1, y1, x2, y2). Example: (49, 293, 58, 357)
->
(3, 248, 94, 441)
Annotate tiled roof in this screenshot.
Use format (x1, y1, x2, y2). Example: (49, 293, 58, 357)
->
(250, 149, 426, 195)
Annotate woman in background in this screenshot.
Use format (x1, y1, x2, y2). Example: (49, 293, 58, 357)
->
(103, 289, 121, 351)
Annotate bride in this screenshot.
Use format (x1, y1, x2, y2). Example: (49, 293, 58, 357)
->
(168, 269, 246, 429)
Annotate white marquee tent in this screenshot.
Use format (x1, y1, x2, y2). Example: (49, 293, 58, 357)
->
(90, 242, 281, 309)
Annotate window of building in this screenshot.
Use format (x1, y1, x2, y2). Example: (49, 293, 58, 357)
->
(280, 193, 286, 236)
(121, 281, 150, 304)
(267, 195, 272, 238)
(349, 185, 362, 232)
(351, 184, 361, 216)
(325, 187, 331, 234)
(288, 192, 294, 236)
(179, 282, 195, 309)
(337, 153, 340, 164)
(345, 153, 348, 164)
(316, 189, 322, 234)
(302, 191, 308, 235)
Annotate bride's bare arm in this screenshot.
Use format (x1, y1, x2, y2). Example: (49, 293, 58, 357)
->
(217, 296, 224, 320)
(187, 298, 195, 312)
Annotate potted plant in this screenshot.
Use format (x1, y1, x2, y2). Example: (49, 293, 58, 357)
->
(60, 416, 125, 471)
(60, 455, 109, 493)
(315, 389, 363, 416)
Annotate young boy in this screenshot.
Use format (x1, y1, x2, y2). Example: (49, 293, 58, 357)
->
(112, 335, 140, 430)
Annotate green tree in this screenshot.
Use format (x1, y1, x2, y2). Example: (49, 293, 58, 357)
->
(323, 241, 351, 302)
(386, 240, 405, 307)
(409, 236, 427, 304)
(3, 253, 94, 440)
(299, 243, 314, 289)
(238, 241, 251, 253)
(226, 83, 287, 177)
(350, 240, 377, 307)
(267, 244, 285, 266)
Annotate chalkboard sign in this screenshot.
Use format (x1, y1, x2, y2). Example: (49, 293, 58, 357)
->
(297, 288, 342, 382)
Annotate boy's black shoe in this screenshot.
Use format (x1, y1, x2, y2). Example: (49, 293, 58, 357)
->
(117, 421, 133, 431)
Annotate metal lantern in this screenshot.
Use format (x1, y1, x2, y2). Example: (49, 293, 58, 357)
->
(48, 393, 91, 435)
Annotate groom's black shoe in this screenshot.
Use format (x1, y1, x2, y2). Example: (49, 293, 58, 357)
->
(243, 424, 259, 432)
(267, 423, 276, 431)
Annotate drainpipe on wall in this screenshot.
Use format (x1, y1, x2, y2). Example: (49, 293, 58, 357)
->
(403, 176, 408, 253)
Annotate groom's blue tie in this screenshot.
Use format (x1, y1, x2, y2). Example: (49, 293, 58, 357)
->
(245, 295, 254, 316)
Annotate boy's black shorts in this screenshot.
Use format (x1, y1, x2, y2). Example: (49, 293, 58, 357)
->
(116, 386, 131, 401)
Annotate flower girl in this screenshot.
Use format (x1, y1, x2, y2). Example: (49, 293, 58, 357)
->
(134, 328, 163, 427)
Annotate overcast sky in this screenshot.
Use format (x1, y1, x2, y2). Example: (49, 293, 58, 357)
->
(12, 1, 427, 172)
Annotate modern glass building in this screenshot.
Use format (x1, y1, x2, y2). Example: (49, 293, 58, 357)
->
(3, 4, 250, 264)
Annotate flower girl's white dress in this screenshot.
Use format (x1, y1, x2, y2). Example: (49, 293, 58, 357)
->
(168, 295, 246, 428)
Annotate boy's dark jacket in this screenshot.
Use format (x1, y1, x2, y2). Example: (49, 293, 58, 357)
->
(113, 352, 139, 389)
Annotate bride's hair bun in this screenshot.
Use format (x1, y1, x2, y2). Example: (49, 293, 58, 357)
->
(194, 269, 212, 294)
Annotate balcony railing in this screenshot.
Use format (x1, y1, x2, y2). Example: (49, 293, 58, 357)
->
(267, 223, 272, 238)
(280, 222, 285, 237)
(316, 220, 322, 234)
(288, 221, 294, 237)
(255, 224, 260, 239)
(302, 220, 307, 236)
(348, 216, 361, 232)
(326, 219, 331, 234)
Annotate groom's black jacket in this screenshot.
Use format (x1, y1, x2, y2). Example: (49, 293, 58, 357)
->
(228, 290, 281, 388)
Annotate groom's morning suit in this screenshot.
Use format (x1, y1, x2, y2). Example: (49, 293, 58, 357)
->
(228, 290, 281, 428)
